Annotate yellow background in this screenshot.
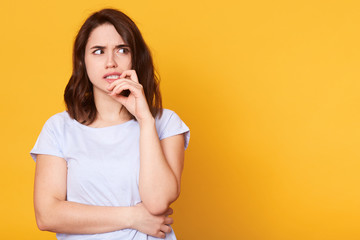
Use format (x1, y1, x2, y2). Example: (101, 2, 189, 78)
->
(1, 0, 360, 239)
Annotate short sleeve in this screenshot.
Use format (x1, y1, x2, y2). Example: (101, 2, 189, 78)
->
(30, 115, 64, 162)
(156, 109, 190, 149)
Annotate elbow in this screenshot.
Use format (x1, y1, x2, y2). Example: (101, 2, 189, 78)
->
(144, 193, 180, 215)
(145, 201, 171, 215)
(37, 222, 49, 232)
(35, 208, 56, 232)
(35, 214, 50, 231)
(140, 182, 181, 215)
(34, 196, 63, 232)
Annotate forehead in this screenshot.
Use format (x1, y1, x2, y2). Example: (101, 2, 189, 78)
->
(86, 23, 125, 47)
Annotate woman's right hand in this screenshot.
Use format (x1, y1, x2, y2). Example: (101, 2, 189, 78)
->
(131, 202, 174, 238)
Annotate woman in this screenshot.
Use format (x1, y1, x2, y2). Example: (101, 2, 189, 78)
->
(30, 8, 190, 240)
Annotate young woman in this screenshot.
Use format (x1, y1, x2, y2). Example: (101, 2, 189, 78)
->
(30, 8, 190, 240)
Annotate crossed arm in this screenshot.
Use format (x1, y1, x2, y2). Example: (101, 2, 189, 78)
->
(34, 127, 185, 238)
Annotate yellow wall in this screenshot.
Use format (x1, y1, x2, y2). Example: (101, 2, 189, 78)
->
(1, 0, 359, 239)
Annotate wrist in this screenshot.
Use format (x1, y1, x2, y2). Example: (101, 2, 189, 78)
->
(138, 115, 155, 127)
(126, 206, 137, 229)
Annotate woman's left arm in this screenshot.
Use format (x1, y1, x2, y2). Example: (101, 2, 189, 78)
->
(138, 119, 185, 215)
(107, 70, 185, 216)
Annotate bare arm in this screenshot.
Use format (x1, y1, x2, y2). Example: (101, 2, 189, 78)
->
(34, 154, 172, 237)
(138, 118, 185, 215)
(106, 69, 186, 216)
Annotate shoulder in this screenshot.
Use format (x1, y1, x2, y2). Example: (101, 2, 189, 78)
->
(156, 108, 175, 121)
(155, 109, 190, 148)
(155, 108, 181, 129)
(30, 111, 70, 161)
(45, 111, 69, 123)
(42, 111, 71, 132)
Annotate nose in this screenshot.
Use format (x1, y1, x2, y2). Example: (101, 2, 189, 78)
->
(105, 52, 118, 68)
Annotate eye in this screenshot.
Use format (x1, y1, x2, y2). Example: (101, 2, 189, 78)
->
(92, 49, 103, 55)
(118, 48, 130, 54)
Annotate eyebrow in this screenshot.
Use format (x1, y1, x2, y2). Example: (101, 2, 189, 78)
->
(90, 44, 129, 49)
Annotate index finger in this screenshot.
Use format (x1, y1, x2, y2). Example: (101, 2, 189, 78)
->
(120, 70, 139, 83)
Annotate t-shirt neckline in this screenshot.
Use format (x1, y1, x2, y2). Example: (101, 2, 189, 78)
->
(65, 111, 136, 130)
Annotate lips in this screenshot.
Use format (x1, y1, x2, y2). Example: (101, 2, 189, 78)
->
(103, 72, 122, 83)
(103, 72, 122, 79)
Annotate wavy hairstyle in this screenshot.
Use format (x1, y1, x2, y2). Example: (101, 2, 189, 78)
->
(64, 8, 162, 124)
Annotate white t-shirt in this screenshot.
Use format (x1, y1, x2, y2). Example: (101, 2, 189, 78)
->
(30, 109, 190, 240)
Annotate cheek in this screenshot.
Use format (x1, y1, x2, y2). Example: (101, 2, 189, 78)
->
(84, 56, 90, 74)
(126, 56, 132, 69)
(127, 61, 132, 70)
(84, 57, 99, 79)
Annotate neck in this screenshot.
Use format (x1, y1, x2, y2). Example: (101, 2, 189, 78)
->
(92, 90, 132, 125)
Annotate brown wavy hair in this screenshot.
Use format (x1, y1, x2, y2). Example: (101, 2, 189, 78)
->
(64, 8, 162, 124)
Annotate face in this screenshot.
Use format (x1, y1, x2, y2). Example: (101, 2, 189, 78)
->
(84, 23, 132, 96)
